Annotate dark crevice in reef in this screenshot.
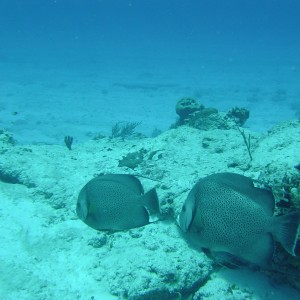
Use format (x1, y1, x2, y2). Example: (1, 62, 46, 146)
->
(0, 169, 22, 184)
(0, 168, 35, 187)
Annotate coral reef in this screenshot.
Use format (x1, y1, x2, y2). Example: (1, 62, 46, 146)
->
(118, 148, 147, 169)
(111, 121, 141, 140)
(256, 167, 300, 289)
(184, 108, 230, 130)
(0, 128, 16, 147)
(173, 98, 251, 131)
(236, 127, 252, 162)
(272, 172, 300, 211)
(175, 97, 203, 120)
(118, 148, 163, 170)
(64, 135, 73, 150)
(1, 121, 299, 299)
(225, 107, 250, 126)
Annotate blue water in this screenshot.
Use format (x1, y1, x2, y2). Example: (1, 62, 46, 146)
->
(0, 0, 300, 143)
(1, 2, 300, 299)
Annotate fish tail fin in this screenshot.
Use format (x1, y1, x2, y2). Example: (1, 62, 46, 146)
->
(144, 188, 160, 214)
(272, 211, 300, 256)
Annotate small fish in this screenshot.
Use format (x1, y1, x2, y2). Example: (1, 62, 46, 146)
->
(76, 174, 159, 231)
(178, 172, 300, 266)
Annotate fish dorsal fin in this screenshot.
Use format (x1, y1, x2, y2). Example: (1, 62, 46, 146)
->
(207, 172, 275, 216)
(249, 188, 275, 216)
(97, 174, 144, 194)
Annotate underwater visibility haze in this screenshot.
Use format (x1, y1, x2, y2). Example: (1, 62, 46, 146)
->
(0, 1, 300, 299)
(0, 0, 300, 142)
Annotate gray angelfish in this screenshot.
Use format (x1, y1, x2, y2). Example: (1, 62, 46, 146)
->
(77, 174, 159, 231)
(179, 172, 300, 266)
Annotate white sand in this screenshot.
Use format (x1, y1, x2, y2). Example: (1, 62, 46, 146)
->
(0, 52, 299, 144)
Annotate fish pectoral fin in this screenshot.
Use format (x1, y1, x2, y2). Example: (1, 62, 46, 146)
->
(210, 251, 245, 269)
(201, 247, 214, 259)
(251, 188, 275, 216)
(100, 174, 144, 194)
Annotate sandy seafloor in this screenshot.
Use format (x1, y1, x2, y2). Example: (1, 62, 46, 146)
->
(0, 115, 300, 299)
(0, 48, 300, 144)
